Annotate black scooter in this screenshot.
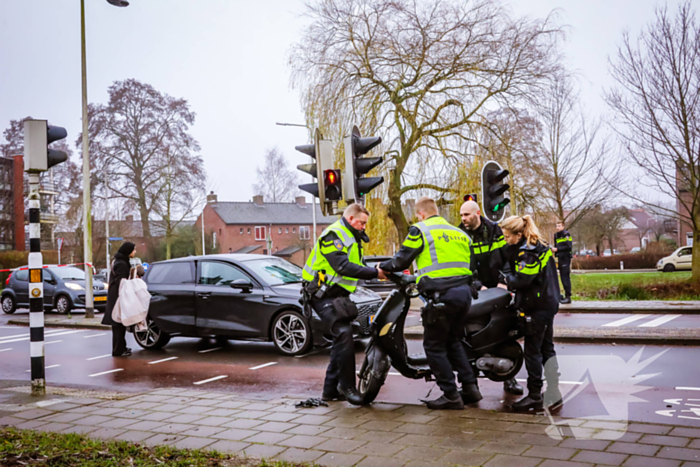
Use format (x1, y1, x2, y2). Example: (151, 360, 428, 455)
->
(358, 273, 524, 404)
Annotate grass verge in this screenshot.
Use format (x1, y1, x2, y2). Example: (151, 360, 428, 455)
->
(0, 428, 304, 467)
(570, 271, 700, 301)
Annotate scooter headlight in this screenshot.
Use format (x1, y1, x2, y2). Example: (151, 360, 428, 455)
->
(405, 283, 420, 298)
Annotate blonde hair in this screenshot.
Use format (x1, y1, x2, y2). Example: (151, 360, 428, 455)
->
(344, 203, 370, 218)
(415, 196, 438, 216)
(501, 215, 548, 246)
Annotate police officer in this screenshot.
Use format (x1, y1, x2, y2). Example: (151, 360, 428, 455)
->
(379, 196, 480, 410)
(553, 221, 573, 304)
(500, 215, 562, 412)
(302, 203, 385, 406)
(459, 200, 524, 396)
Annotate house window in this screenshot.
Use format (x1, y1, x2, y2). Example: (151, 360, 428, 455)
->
(240, 228, 243, 235)
(292, 227, 296, 233)
(286, 228, 289, 234)
(255, 226, 267, 241)
(212, 232, 217, 248)
(278, 228, 282, 234)
(247, 228, 251, 234)
(299, 226, 310, 240)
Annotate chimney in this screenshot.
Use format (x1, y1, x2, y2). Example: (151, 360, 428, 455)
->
(207, 190, 218, 204)
(13, 155, 24, 251)
(295, 196, 306, 207)
(253, 195, 264, 206)
(126, 215, 134, 223)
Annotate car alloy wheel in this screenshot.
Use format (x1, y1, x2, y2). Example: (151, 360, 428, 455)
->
(56, 296, 71, 314)
(135, 318, 160, 347)
(2, 295, 16, 314)
(273, 311, 310, 356)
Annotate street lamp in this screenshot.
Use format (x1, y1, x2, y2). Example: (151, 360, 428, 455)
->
(81, 0, 128, 319)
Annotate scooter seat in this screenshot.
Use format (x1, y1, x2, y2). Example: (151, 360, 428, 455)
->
(467, 287, 512, 319)
(407, 353, 429, 366)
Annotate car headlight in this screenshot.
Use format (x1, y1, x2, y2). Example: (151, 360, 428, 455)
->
(65, 283, 84, 291)
(657, 260, 663, 267)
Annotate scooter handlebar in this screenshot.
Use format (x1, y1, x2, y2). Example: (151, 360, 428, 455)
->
(387, 272, 417, 287)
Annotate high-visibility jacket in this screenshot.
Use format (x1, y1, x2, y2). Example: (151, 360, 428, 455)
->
(404, 216, 472, 283)
(506, 240, 559, 319)
(302, 220, 364, 293)
(554, 229, 573, 260)
(460, 215, 508, 288)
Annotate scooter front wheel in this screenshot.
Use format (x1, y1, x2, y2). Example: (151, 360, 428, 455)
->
(358, 345, 390, 404)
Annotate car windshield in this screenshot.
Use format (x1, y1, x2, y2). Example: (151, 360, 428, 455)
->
(49, 267, 85, 280)
(245, 258, 303, 285)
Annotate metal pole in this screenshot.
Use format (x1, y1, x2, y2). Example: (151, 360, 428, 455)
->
(81, 0, 94, 318)
(28, 173, 44, 396)
(105, 167, 110, 280)
(311, 196, 317, 244)
(201, 207, 205, 255)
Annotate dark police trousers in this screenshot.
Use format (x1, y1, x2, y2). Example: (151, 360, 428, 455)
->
(423, 284, 477, 396)
(111, 322, 127, 356)
(311, 296, 355, 393)
(524, 317, 558, 394)
(558, 257, 572, 299)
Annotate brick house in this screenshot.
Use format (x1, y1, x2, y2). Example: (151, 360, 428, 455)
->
(196, 193, 337, 266)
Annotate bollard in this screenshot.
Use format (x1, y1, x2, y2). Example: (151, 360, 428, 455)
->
(620, 261, 624, 270)
(28, 173, 45, 396)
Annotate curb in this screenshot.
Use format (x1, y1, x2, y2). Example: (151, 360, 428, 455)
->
(559, 305, 700, 314)
(7, 319, 109, 330)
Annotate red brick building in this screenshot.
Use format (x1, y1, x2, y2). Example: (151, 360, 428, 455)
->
(196, 193, 337, 266)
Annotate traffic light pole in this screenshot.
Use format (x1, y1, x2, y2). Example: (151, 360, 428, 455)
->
(27, 174, 45, 396)
(80, 0, 94, 319)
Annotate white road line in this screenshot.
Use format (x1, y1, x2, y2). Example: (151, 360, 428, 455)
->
(0, 329, 64, 341)
(193, 375, 228, 385)
(602, 314, 651, 327)
(44, 340, 63, 345)
(250, 362, 277, 370)
(0, 329, 85, 344)
(26, 364, 60, 372)
(198, 347, 221, 354)
(638, 314, 681, 328)
(83, 333, 107, 339)
(0, 326, 22, 329)
(86, 354, 112, 361)
(148, 356, 179, 365)
(676, 387, 700, 391)
(89, 369, 123, 377)
(0, 348, 12, 352)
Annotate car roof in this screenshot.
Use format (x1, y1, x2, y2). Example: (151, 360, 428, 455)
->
(150, 253, 279, 266)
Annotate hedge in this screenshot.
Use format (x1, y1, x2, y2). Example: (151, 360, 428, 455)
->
(572, 252, 665, 270)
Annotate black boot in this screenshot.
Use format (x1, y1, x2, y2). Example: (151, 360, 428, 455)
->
(459, 384, 483, 404)
(321, 389, 346, 402)
(503, 378, 524, 395)
(424, 392, 464, 410)
(337, 385, 363, 406)
(560, 297, 572, 304)
(544, 386, 563, 410)
(512, 393, 543, 412)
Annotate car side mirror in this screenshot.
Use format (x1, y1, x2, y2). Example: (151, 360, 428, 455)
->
(230, 279, 253, 292)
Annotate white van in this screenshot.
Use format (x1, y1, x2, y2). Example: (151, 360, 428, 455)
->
(657, 246, 693, 272)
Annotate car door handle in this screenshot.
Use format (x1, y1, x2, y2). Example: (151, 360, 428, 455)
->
(197, 292, 211, 299)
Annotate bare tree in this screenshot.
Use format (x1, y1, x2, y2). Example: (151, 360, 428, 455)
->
(290, 0, 561, 239)
(252, 147, 300, 202)
(82, 79, 203, 238)
(606, 1, 700, 279)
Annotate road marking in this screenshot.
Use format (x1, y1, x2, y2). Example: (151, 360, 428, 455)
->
(0, 329, 85, 344)
(0, 348, 12, 352)
(250, 362, 277, 370)
(26, 364, 60, 372)
(89, 369, 123, 377)
(676, 387, 700, 391)
(193, 375, 228, 385)
(638, 314, 681, 327)
(198, 347, 221, 354)
(602, 315, 651, 327)
(83, 333, 107, 339)
(148, 356, 179, 365)
(0, 326, 22, 329)
(86, 354, 112, 361)
(44, 340, 62, 345)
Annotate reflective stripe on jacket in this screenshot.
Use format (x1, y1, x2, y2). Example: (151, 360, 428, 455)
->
(302, 220, 362, 292)
(410, 216, 472, 282)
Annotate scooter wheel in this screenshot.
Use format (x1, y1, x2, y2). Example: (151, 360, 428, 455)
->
(483, 341, 524, 382)
(358, 347, 389, 404)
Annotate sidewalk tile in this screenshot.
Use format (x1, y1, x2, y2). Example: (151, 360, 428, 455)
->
(40, 412, 87, 424)
(205, 440, 251, 454)
(332, 407, 373, 417)
(218, 401, 248, 409)
(90, 428, 126, 440)
(571, 450, 628, 465)
(43, 402, 79, 411)
(170, 436, 216, 450)
(112, 409, 152, 418)
(503, 422, 548, 434)
(13, 409, 54, 420)
(129, 420, 166, 432)
(179, 425, 225, 438)
(360, 421, 404, 432)
(440, 450, 494, 466)
(36, 422, 74, 433)
(114, 430, 154, 443)
(393, 423, 438, 435)
(260, 412, 301, 422)
(476, 441, 531, 456)
(608, 441, 660, 456)
(294, 414, 336, 425)
(187, 399, 220, 407)
(164, 414, 206, 424)
(128, 402, 162, 410)
(657, 447, 700, 462)
(466, 420, 516, 432)
(681, 463, 700, 467)
(357, 431, 406, 444)
(0, 416, 24, 427)
(254, 421, 298, 433)
(235, 410, 269, 420)
(628, 423, 673, 435)
(639, 435, 691, 447)
(150, 403, 188, 412)
(267, 404, 301, 414)
(517, 433, 563, 447)
(286, 424, 333, 436)
(212, 428, 260, 441)
(90, 408, 123, 417)
(276, 448, 325, 463)
(241, 444, 286, 459)
(242, 403, 277, 411)
(393, 434, 442, 447)
(200, 408, 242, 417)
(316, 452, 366, 467)
(359, 411, 404, 422)
(523, 445, 576, 460)
(59, 425, 94, 435)
(372, 403, 402, 412)
(559, 438, 611, 451)
(142, 433, 186, 446)
(394, 446, 446, 462)
(392, 414, 437, 425)
(98, 418, 135, 429)
(296, 406, 340, 416)
(323, 427, 368, 439)
(324, 417, 368, 428)
(15, 420, 50, 430)
(593, 430, 643, 442)
(193, 416, 234, 426)
(222, 419, 266, 429)
(353, 441, 405, 457)
(472, 430, 523, 442)
(433, 438, 482, 451)
(539, 461, 593, 467)
(429, 426, 473, 439)
(484, 454, 541, 467)
(244, 432, 292, 445)
(65, 406, 95, 414)
(176, 406, 210, 415)
(355, 455, 405, 467)
(279, 434, 328, 449)
(315, 438, 367, 453)
(155, 423, 196, 434)
(691, 440, 700, 449)
(137, 412, 173, 422)
(622, 456, 682, 467)
(582, 420, 629, 431)
(669, 428, 700, 438)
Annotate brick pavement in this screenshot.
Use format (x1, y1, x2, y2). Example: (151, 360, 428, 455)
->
(1, 387, 699, 467)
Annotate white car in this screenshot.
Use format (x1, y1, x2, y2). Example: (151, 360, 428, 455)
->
(657, 246, 693, 272)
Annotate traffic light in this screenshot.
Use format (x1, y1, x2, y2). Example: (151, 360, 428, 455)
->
(343, 125, 383, 203)
(296, 128, 336, 215)
(24, 120, 69, 173)
(323, 169, 342, 201)
(481, 161, 510, 222)
(464, 193, 478, 203)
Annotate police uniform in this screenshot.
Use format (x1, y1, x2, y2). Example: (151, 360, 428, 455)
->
(302, 218, 378, 402)
(380, 216, 478, 406)
(554, 229, 573, 302)
(505, 239, 560, 410)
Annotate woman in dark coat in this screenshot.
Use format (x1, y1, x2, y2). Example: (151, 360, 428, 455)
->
(101, 242, 136, 356)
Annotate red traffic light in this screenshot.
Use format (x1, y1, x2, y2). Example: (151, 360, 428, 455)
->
(463, 193, 478, 202)
(325, 170, 338, 185)
(323, 169, 342, 201)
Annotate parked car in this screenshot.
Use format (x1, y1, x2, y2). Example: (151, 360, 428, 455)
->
(603, 249, 621, 256)
(94, 268, 109, 283)
(1, 265, 108, 314)
(657, 246, 692, 272)
(630, 247, 642, 254)
(360, 255, 407, 297)
(137, 254, 384, 356)
(577, 249, 596, 257)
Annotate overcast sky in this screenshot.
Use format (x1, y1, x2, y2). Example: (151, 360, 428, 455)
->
(0, 0, 685, 209)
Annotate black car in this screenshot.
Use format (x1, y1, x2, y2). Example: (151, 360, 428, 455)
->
(1, 265, 108, 314)
(137, 254, 383, 356)
(360, 255, 406, 297)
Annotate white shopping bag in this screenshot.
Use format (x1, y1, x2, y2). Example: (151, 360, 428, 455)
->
(112, 273, 151, 326)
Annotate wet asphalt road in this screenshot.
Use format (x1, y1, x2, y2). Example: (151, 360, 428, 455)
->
(1, 312, 699, 427)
